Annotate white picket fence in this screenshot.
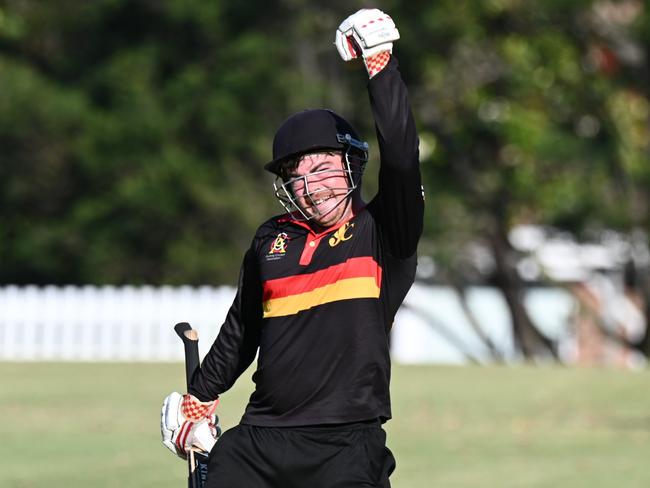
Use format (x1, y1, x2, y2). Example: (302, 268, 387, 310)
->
(1, 284, 607, 364)
(0, 285, 235, 361)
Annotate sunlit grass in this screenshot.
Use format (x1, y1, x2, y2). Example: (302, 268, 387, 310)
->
(0, 363, 648, 487)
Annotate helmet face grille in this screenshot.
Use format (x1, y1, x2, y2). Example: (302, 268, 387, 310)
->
(272, 142, 368, 222)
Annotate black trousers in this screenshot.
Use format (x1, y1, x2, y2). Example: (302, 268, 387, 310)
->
(205, 421, 396, 488)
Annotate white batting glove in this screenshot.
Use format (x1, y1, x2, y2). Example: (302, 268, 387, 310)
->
(335, 9, 400, 61)
(161, 392, 220, 459)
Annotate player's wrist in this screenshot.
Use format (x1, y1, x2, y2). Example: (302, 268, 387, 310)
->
(364, 51, 391, 79)
(181, 394, 218, 422)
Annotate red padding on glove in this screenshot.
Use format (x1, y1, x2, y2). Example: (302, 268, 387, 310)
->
(175, 421, 193, 453)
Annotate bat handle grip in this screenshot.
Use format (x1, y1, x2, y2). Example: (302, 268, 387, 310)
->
(174, 322, 200, 389)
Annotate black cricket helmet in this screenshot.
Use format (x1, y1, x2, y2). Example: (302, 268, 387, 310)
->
(266, 109, 369, 221)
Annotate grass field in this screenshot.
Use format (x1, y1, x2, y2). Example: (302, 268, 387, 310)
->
(1, 362, 648, 487)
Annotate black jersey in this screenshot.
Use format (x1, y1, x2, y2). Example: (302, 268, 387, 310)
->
(189, 56, 424, 427)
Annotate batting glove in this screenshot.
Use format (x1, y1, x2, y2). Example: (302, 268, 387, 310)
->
(161, 392, 221, 459)
(335, 9, 399, 78)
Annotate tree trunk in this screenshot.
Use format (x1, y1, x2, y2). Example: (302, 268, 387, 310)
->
(630, 263, 650, 358)
(488, 223, 557, 360)
(452, 282, 503, 362)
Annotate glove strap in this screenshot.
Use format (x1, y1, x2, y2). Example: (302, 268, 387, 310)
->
(364, 51, 391, 79)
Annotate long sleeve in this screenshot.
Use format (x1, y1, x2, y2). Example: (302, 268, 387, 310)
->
(367, 55, 424, 259)
(189, 245, 263, 402)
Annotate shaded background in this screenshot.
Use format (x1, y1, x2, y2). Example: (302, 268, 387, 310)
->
(1, 0, 649, 362)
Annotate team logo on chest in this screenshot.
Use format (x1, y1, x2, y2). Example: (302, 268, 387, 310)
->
(329, 222, 354, 247)
(269, 232, 290, 255)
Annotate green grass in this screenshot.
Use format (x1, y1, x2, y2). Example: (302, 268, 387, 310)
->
(0, 363, 648, 487)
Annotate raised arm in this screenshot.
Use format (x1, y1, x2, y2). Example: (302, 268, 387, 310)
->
(336, 9, 424, 259)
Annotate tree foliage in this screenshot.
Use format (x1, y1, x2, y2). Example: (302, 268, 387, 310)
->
(1, 1, 648, 300)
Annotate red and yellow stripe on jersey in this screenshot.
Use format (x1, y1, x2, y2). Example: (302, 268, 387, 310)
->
(262, 257, 382, 318)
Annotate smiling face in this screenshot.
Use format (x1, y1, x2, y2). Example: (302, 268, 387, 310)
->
(286, 152, 355, 228)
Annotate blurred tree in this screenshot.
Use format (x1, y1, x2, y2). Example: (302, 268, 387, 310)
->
(0, 0, 389, 285)
(389, 0, 649, 358)
(1, 0, 648, 359)
(583, 0, 650, 356)
(0, 1, 284, 283)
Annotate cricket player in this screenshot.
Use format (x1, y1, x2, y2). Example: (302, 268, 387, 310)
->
(161, 9, 423, 487)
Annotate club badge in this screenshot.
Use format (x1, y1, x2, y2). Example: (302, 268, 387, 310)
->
(269, 232, 290, 255)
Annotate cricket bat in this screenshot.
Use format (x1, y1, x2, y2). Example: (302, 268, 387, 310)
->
(174, 322, 210, 488)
